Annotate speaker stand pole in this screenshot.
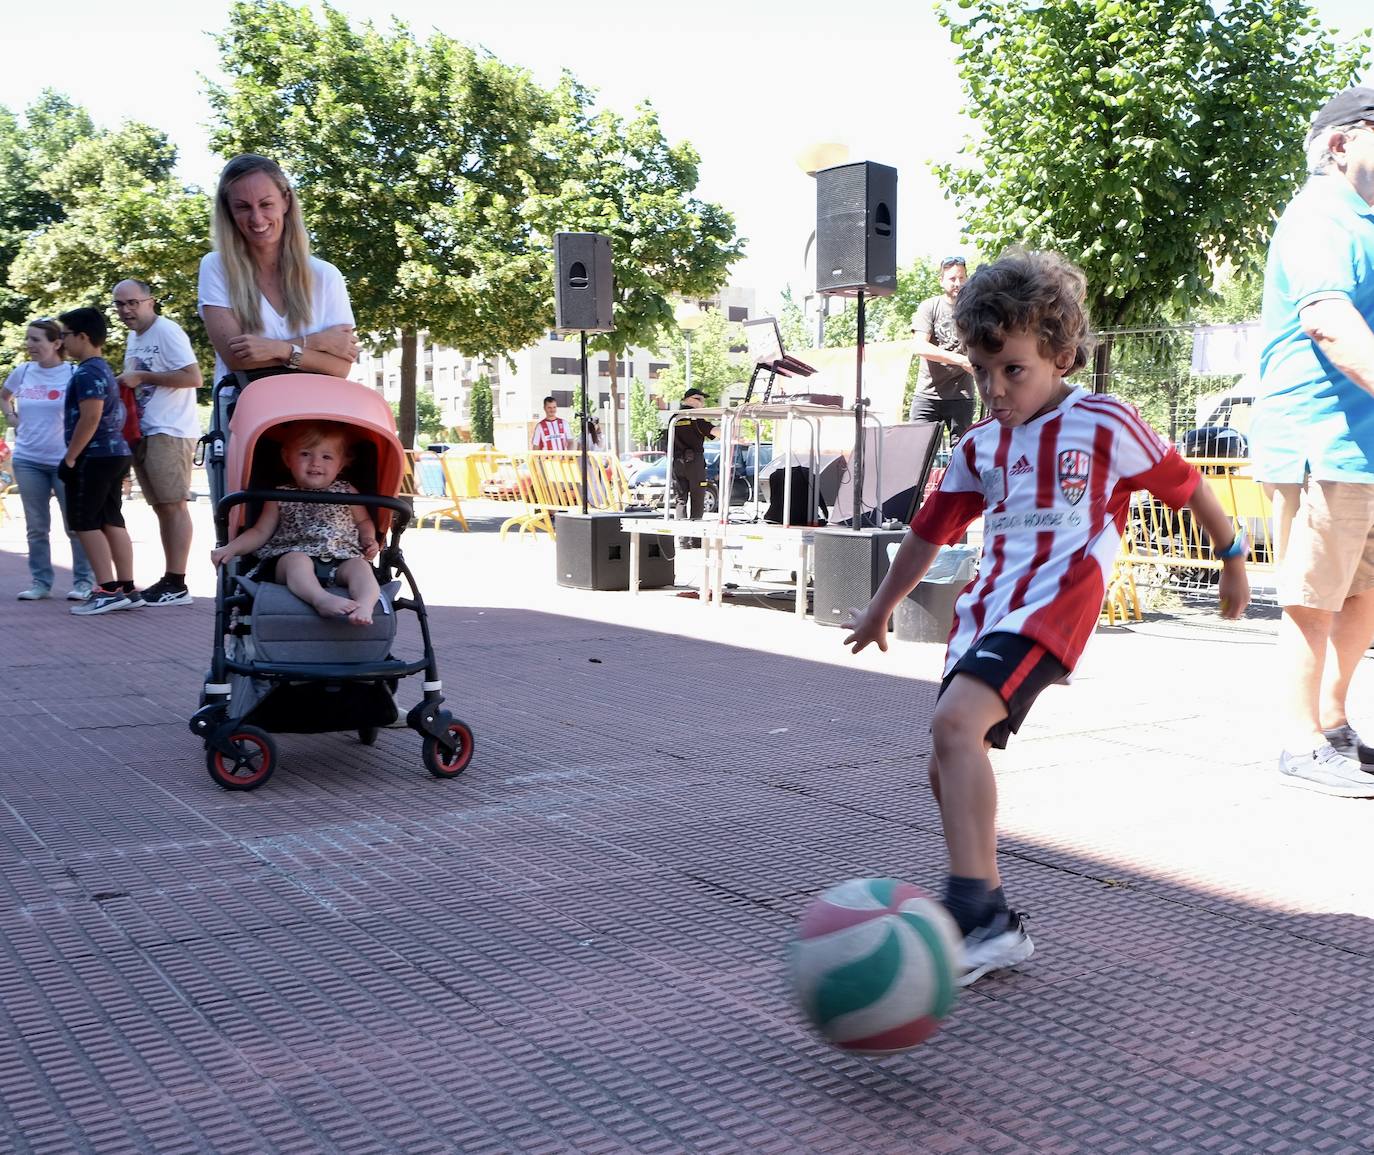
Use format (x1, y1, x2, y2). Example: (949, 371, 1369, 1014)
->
(578, 329, 590, 516)
(851, 289, 867, 531)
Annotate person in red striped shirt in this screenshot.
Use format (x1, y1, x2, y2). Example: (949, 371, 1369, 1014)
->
(531, 396, 572, 450)
(843, 248, 1249, 985)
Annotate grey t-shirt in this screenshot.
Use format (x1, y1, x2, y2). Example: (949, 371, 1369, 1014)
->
(912, 295, 974, 401)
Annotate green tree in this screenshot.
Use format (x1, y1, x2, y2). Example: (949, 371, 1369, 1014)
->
(628, 377, 662, 451)
(527, 83, 744, 456)
(470, 375, 493, 444)
(210, 1, 563, 447)
(652, 310, 750, 405)
(935, 0, 1368, 351)
(3, 102, 210, 373)
(778, 286, 812, 353)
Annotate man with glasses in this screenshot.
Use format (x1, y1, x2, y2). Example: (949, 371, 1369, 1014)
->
(113, 279, 203, 606)
(909, 256, 976, 442)
(1251, 87, 1374, 797)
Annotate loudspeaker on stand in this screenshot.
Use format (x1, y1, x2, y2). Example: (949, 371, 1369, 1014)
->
(815, 161, 898, 297)
(553, 232, 615, 333)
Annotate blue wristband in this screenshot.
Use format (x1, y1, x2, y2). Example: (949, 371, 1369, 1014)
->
(1216, 528, 1247, 560)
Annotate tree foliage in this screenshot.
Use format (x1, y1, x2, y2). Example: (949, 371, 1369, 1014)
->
(628, 378, 663, 451)
(651, 310, 750, 406)
(469, 376, 494, 444)
(1, 93, 210, 373)
(209, 2, 741, 452)
(935, 0, 1369, 328)
(525, 82, 744, 456)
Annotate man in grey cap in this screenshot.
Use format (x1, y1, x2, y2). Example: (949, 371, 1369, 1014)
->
(1250, 85, 1374, 796)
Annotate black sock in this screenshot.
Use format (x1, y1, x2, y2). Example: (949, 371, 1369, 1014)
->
(987, 885, 1008, 913)
(164, 572, 186, 587)
(119, 581, 136, 593)
(99, 583, 121, 594)
(944, 875, 989, 935)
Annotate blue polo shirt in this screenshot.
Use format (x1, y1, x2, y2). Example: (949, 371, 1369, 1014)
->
(1251, 175, 1374, 483)
(62, 356, 129, 459)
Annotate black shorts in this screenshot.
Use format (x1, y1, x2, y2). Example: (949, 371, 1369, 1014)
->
(60, 455, 131, 532)
(939, 631, 1068, 750)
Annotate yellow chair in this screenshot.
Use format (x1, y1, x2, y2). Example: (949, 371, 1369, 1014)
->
(409, 451, 469, 532)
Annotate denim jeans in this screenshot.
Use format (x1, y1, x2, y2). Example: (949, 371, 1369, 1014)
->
(12, 457, 95, 591)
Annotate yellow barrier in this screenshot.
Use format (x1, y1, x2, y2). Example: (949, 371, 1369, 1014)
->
(473, 453, 550, 540)
(1116, 456, 1274, 610)
(404, 451, 470, 532)
(472, 451, 636, 540)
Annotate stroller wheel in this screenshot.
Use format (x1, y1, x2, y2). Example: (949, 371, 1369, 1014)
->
(422, 720, 474, 778)
(206, 726, 277, 791)
(358, 726, 379, 746)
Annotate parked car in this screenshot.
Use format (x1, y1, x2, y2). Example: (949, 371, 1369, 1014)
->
(620, 451, 664, 484)
(632, 442, 775, 512)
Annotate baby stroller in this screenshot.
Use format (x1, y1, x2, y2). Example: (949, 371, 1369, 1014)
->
(189, 373, 473, 790)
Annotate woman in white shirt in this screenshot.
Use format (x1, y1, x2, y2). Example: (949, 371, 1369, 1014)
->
(0, 318, 96, 601)
(198, 153, 358, 388)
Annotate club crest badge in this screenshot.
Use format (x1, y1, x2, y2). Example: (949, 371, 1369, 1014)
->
(1057, 449, 1090, 506)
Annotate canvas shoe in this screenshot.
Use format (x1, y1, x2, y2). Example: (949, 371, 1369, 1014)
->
(958, 908, 1034, 986)
(139, 579, 192, 607)
(70, 589, 133, 616)
(1278, 744, 1374, 797)
(66, 581, 94, 602)
(1321, 724, 1374, 766)
(16, 586, 51, 601)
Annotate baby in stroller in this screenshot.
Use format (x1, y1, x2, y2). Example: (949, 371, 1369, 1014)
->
(210, 420, 382, 625)
(192, 373, 473, 790)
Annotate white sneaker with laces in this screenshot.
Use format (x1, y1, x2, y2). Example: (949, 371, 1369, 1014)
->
(17, 586, 51, 601)
(66, 581, 94, 602)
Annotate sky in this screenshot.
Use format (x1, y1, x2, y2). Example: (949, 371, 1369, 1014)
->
(4, 0, 1372, 316)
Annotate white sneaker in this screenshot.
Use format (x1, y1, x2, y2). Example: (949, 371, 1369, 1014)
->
(66, 581, 94, 602)
(17, 586, 51, 601)
(959, 908, 1035, 986)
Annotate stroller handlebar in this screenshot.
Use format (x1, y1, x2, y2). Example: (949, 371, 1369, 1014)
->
(214, 488, 413, 541)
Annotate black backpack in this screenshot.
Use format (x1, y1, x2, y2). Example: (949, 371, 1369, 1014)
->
(765, 465, 827, 526)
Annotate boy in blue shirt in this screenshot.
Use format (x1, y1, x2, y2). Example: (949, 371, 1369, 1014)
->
(57, 307, 142, 616)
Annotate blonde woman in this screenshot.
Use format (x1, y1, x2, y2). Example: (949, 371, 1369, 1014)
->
(198, 154, 358, 389)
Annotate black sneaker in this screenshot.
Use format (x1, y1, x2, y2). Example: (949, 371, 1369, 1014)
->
(1278, 744, 1374, 797)
(1322, 724, 1374, 766)
(140, 579, 192, 607)
(959, 907, 1034, 986)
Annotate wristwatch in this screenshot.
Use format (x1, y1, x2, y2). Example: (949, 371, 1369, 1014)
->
(287, 343, 304, 370)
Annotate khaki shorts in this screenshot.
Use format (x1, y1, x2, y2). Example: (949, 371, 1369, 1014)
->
(1271, 477, 1374, 611)
(133, 434, 195, 506)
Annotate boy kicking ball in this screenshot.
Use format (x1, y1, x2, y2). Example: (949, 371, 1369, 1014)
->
(843, 249, 1249, 985)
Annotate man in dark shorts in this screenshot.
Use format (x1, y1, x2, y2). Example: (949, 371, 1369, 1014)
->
(57, 308, 141, 616)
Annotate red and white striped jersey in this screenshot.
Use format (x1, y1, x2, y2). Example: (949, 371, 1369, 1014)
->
(531, 417, 572, 451)
(911, 387, 1199, 675)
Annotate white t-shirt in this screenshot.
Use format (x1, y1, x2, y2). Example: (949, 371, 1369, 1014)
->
(3, 361, 75, 467)
(124, 315, 201, 439)
(197, 251, 355, 383)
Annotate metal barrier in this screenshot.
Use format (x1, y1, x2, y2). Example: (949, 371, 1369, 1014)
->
(404, 450, 470, 532)
(473, 452, 549, 540)
(471, 451, 636, 540)
(1117, 456, 1275, 607)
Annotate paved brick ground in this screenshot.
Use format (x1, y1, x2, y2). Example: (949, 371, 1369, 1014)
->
(2, 498, 1373, 1154)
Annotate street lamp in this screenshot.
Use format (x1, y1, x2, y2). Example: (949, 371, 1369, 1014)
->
(676, 305, 708, 393)
(797, 142, 849, 347)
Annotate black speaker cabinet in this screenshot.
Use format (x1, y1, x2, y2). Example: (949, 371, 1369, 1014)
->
(553, 232, 615, 333)
(811, 528, 906, 627)
(815, 161, 898, 297)
(556, 511, 673, 591)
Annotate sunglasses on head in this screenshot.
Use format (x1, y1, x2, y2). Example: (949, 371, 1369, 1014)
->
(940, 256, 967, 269)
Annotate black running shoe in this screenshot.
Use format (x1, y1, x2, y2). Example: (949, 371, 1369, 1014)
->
(140, 579, 192, 607)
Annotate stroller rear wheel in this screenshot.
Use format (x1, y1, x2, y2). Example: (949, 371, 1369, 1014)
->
(358, 726, 379, 746)
(422, 720, 474, 778)
(207, 726, 277, 791)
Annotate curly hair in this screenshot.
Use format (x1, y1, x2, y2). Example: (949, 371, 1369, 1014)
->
(953, 248, 1094, 374)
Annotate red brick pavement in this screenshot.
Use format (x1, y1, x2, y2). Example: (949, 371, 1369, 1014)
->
(1, 505, 1373, 1154)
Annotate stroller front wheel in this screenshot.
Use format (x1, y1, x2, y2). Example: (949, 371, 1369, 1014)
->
(207, 726, 277, 791)
(422, 720, 474, 778)
(358, 726, 379, 746)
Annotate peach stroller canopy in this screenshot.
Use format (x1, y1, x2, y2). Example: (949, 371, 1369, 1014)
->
(225, 374, 406, 536)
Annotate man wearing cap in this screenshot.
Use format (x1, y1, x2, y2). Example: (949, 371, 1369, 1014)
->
(908, 256, 976, 442)
(670, 387, 718, 546)
(1251, 86, 1374, 797)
